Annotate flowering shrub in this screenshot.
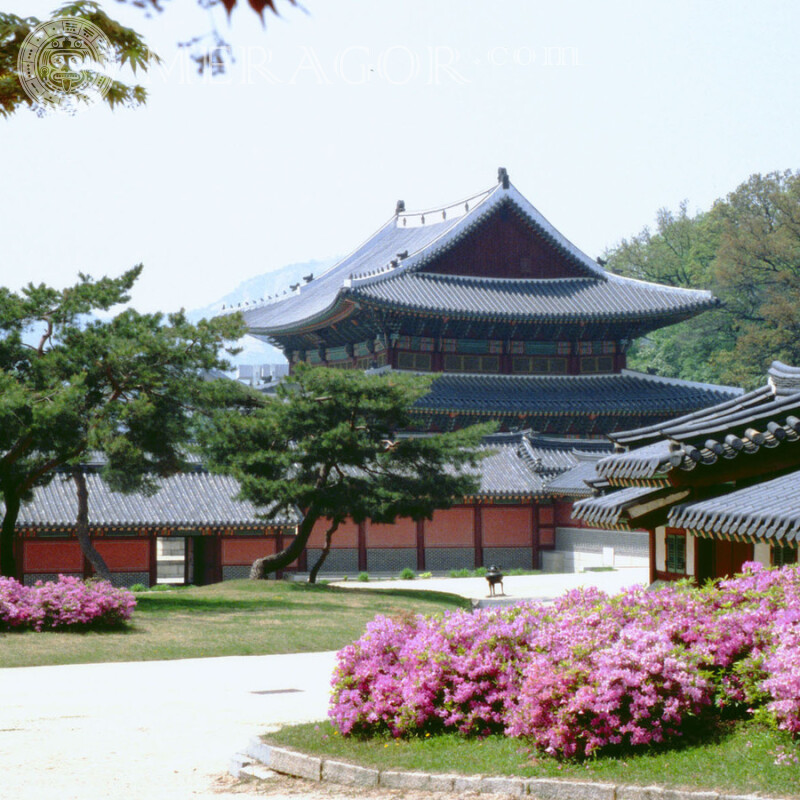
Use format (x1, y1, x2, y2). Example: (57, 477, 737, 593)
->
(330, 604, 544, 737)
(0, 576, 38, 630)
(0, 575, 136, 631)
(330, 563, 800, 758)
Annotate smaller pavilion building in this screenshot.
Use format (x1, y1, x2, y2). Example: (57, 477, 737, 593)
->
(11, 461, 298, 587)
(574, 361, 800, 583)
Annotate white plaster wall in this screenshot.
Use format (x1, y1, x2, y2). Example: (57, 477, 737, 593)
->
(686, 534, 696, 577)
(655, 526, 666, 572)
(754, 542, 771, 567)
(545, 549, 648, 573)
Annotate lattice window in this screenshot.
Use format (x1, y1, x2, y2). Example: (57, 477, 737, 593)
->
(512, 356, 567, 374)
(488, 339, 503, 354)
(557, 341, 571, 355)
(509, 340, 524, 355)
(666, 533, 686, 574)
(773, 544, 798, 567)
(397, 352, 432, 371)
(580, 356, 614, 374)
(444, 354, 499, 373)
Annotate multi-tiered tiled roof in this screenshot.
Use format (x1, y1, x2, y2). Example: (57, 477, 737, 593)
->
(243, 171, 718, 349)
(238, 171, 739, 436)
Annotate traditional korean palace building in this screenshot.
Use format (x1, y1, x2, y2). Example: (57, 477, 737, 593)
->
(235, 169, 742, 577)
(242, 168, 735, 437)
(7, 171, 747, 586)
(573, 361, 800, 583)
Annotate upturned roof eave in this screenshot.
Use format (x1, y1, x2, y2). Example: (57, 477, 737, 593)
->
(349, 288, 718, 326)
(246, 296, 359, 339)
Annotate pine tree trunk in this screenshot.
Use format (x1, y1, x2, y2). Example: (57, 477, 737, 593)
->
(0, 486, 20, 578)
(249, 507, 320, 580)
(72, 470, 112, 582)
(308, 521, 339, 584)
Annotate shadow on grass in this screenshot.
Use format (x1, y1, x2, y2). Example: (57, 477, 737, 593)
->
(0, 622, 144, 637)
(135, 596, 291, 613)
(133, 581, 469, 615)
(350, 587, 470, 607)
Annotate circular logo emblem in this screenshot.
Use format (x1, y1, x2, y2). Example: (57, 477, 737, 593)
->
(17, 17, 116, 113)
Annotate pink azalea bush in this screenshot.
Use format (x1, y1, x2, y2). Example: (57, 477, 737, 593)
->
(0, 575, 136, 631)
(761, 574, 800, 734)
(330, 563, 800, 758)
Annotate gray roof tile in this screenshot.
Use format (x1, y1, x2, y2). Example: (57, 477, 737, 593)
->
(668, 469, 800, 543)
(597, 365, 800, 481)
(17, 470, 298, 529)
(351, 272, 715, 322)
(572, 485, 657, 527)
(414, 371, 740, 418)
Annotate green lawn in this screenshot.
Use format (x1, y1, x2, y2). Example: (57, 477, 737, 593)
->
(0, 579, 469, 668)
(269, 719, 800, 797)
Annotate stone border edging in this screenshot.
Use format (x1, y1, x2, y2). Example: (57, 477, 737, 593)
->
(231, 737, 770, 800)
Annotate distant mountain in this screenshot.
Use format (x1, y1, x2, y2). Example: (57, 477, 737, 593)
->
(187, 257, 338, 366)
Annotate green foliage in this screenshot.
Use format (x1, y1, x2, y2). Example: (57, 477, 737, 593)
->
(399, 568, 416, 580)
(606, 170, 800, 389)
(0, 3, 160, 117)
(448, 568, 471, 578)
(0, 266, 246, 576)
(358, 572, 370, 583)
(198, 364, 494, 579)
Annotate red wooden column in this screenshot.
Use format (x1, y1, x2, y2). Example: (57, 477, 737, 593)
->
(148, 531, 158, 586)
(357, 521, 367, 572)
(530, 504, 539, 570)
(212, 534, 223, 584)
(473, 504, 483, 569)
(649, 529, 657, 585)
(416, 519, 425, 571)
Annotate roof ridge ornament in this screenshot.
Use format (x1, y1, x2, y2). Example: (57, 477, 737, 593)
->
(497, 166, 510, 189)
(396, 200, 405, 215)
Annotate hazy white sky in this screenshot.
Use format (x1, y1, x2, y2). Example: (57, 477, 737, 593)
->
(2, 0, 798, 314)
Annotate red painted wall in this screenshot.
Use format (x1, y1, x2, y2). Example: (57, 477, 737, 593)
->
(307, 518, 359, 548)
(424, 508, 474, 547)
(221, 538, 277, 565)
(23, 540, 83, 572)
(482, 507, 531, 546)
(367, 518, 417, 548)
(93, 540, 149, 571)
